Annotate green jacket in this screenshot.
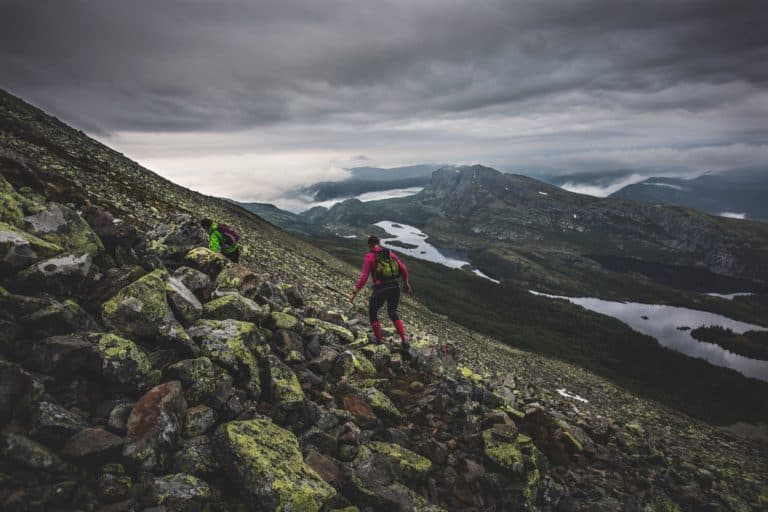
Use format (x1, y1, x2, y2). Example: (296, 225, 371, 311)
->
(209, 223, 239, 254)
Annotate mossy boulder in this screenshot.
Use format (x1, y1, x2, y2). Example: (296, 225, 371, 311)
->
(0, 222, 63, 271)
(123, 381, 187, 471)
(173, 436, 220, 476)
(264, 355, 305, 411)
(482, 427, 544, 505)
(0, 176, 25, 226)
(29, 401, 88, 447)
(165, 276, 204, 325)
(213, 419, 336, 511)
(359, 387, 401, 422)
(368, 441, 433, 480)
(22, 202, 103, 255)
(146, 473, 212, 510)
(333, 350, 377, 379)
(21, 299, 99, 338)
(213, 263, 261, 298)
(203, 293, 266, 323)
(165, 357, 235, 410)
(183, 247, 230, 279)
(1, 433, 70, 472)
(270, 311, 300, 331)
(187, 319, 266, 399)
(93, 333, 156, 390)
(102, 269, 195, 354)
(304, 317, 354, 344)
(145, 214, 208, 264)
(14, 252, 93, 296)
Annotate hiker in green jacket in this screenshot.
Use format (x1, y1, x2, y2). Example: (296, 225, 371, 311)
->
(200, 218, 241, 263)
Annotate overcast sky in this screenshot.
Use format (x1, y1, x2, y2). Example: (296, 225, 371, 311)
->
(1, 0, 766, 201)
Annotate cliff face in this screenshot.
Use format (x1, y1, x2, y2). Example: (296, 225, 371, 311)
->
(1, 89, 767, 511)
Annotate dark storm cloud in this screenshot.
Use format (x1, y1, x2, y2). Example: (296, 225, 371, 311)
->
(1, 0, 767, 201)
(1, 0, 766, 132)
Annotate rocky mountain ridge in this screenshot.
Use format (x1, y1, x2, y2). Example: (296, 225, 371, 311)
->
(1, 89, 767, 510)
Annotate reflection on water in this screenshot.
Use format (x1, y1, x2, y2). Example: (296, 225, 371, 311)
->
(374, 221, 501, 284)
(530, 291, 768, 382)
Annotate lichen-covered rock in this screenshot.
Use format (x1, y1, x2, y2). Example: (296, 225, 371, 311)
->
(165, 276, 203, 325)
(360, 387, 402, 422)
(173, 266, 212, 299)
(144, 214, 208, 264)
(304, 317, 355, 344)
(213, 419, 336, 510)
(482, 426, 545, 505)
(173, 436, 220, 476)
(183, 247, 230, 279)
(308, 346, 340, 375)
(213, 263, 261, 298)
(187, 319, 265, 399)
(21, 298, 99, 337)
(367, 441, 433, 480)
(102, 269, 195, 354)
(184, 405, 218, 437)
(145, 473, 212, 510)
(333, 350, 377, 379)
(165, 357, 235, 410)
(0, 360, 45, 422)
(97, 464, 133, 502)
(123, 381, 187, 471)
(203, 293, 266, 323)
(29, 401, 88, 446)
(0, 222, 62, 271)
(22, 202, 103, 255)
(263, 355, 305, 412)
(92, 333, 156, 390)
(13, 252, 93, 296)
(1, 433, 70, 472)
(61, 427, 123, 462)
(270, 311, 299, 331)
(0, 175, 26, 226)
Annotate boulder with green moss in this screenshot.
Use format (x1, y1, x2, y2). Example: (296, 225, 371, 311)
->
(264, 355, 305, 412)
(360, 386, 402, 422)
(144, 214, 208, 264)
(0, 221, 63, 271)
(0, 176, 26, 226)
(187, 319, 266, 399)
(92, 333, 157, 390)
(21, 298, 99, 338)
(183, 247, 230, 278)
(368, 441, 433, 481)
(213, 419, 336, 511)
(123, 381, 187, 471)
(165, 275, 203, 325)
(213, 263, 261, 298)
(203, 293, 266, 323)
(333, 350, 377, 379)
(304, 317, 355, 344)
(102, 269, 196, 354)
(146, 473, 212, 510)
(481, 426, 545, 506)
(1, 433, 71, 473)
(165, 357, 236, 410)
(29, 401, 88, 446)
(270, 311, 300, 331)
(22, 202, 103, 255)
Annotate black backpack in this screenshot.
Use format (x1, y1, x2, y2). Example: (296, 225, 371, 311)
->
(374, 249, 400, 282)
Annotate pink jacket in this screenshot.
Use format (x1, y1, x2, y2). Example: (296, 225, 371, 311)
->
(355, 246, 409, 290)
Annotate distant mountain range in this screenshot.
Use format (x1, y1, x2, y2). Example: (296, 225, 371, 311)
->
(292, 164, 443, 202)
(609, 168, 768, 221)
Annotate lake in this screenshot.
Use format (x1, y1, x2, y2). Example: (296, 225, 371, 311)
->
(530, 291, 768, 381)
(373, 220, 500, 283)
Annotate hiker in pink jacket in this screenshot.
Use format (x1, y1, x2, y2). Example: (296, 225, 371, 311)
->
(349, 235, 411, 347)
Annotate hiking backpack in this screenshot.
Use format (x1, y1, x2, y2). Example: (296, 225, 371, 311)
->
(217, 223, 240, 250)
(374, 249, 400, 282)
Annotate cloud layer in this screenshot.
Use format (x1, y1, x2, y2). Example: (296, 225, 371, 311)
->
(1, 0, 766, 200)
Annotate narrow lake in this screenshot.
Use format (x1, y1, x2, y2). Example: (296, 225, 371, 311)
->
(530, 291, 768, 381)
(373, 220, 500, 283)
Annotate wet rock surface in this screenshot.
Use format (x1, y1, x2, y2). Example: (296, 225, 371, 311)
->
(0, 93, 765, 512)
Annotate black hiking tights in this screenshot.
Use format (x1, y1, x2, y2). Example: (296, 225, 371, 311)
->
(369, 285, 400, 324)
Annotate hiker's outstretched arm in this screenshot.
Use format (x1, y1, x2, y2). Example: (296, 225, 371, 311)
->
(354, 253, 373, 290)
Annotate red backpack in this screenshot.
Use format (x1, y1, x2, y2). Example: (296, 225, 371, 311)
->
(217, 223, 240, 249)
